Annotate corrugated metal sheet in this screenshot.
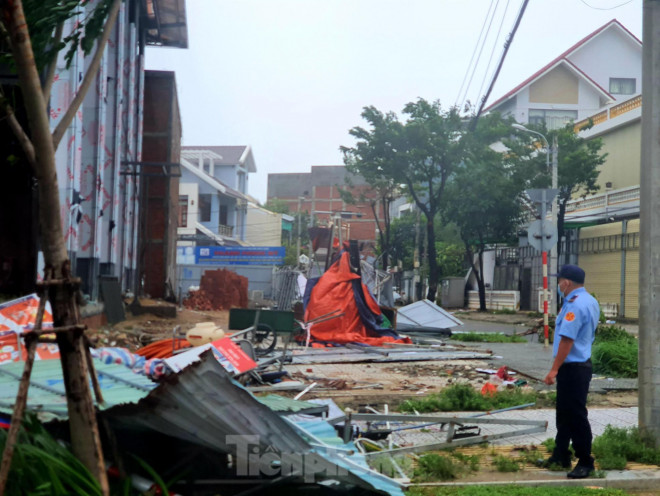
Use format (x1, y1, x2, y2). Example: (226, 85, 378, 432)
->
(257, 394, 328, 416)
(396, 300, 464, 328)
(105, 352, 403, 495)
(624, 219, 640, 319)
(625, 249, 639, 318)
(580, 221, 623, 239)
(0, 358, 155, 422)
(579, 252, 621, 309)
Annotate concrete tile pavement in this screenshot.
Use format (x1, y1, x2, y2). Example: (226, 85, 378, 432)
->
(389, 407, 639, 448)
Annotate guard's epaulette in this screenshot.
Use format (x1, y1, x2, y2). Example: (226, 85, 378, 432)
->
(568, 295, 579, 303)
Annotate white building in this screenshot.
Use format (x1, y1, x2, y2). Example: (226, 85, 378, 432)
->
(178, 146, 256, 246)
(486, 19, 641, 129)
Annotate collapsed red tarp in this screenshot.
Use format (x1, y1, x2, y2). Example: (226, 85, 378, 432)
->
(304, 251, 411, 346)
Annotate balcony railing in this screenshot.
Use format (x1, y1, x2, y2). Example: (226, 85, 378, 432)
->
(218, 224, 234, 237)
(574, 94, 642, 132)
(565, 185, 640, 213)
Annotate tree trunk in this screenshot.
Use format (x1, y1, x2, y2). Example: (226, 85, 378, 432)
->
(557, 197, 568, 257)
(477, 247, 487, 311)
(2, 1, 108, 492)
(426, 213, 439, 302)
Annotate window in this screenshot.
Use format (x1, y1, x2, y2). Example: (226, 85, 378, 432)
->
(609, 78, 636, 95)
(219, 204, 228, 226)
(528, 109, 578, 130)
(199, 194, 212, 222)
(178, 196, 188, 227)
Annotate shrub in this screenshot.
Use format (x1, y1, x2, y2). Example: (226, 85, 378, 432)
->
(591, 325, 638, 378)
(592, 340, 638, 378)
(413, 454, 459, 481)
(399, 384, 537, 413)
(493, 455, 520, 472)
(593, 425, 660, 469)
(595, 325, 635, 344)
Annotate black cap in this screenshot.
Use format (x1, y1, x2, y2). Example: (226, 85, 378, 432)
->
(552, 264, 585, 284)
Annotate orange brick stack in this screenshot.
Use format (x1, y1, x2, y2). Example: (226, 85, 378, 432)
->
(183, 269, 248, 310)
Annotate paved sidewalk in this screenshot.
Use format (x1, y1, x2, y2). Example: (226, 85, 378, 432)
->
(391, 407, 638, 448)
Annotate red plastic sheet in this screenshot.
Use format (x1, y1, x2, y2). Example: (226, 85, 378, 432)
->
(304, 252, 411, 346)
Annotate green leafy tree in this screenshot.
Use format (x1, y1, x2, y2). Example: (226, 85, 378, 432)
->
(443, 113, 531, 311)
(340, 108, 401, 270)
(390, 212, 417, 270)
(511, 122, 607, 255)
(263, 198, 290, 214)
(342, 99, 465, 301)
(337, 180, 396, 270)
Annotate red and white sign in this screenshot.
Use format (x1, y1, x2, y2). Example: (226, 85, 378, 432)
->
(0, 294, 60, 364)
(164, 337, 257, 375)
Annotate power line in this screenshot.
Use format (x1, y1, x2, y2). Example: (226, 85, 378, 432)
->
(470, 0, 531, 131)
(455, 1, 498, 108)
(579, 0, 635, 10)
(477, 0, 512, 103)
(460, 0, 501, 110)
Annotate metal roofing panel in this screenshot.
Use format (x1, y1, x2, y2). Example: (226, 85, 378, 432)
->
(0, 358, 155, 421)
(106, 352, 403, 495)
(396, 299, 464, 329)
(257, 394, 328, 416)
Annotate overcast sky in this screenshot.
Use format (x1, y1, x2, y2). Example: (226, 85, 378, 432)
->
(146, 0, 642, 203)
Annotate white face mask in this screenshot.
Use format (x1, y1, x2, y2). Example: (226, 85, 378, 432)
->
(557, 280, 566, 299)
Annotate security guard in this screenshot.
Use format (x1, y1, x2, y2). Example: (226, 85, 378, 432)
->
(543, 264, 600, 479)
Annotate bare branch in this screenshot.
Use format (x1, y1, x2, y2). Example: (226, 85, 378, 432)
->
(43, 21, 64, 103)
(52, 0, 121, 149)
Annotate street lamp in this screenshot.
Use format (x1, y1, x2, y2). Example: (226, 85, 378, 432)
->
(513, 122, 559, 325)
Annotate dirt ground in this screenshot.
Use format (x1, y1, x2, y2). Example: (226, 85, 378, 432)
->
(88, 304, 639, 409)
(87, 299, 229, 351)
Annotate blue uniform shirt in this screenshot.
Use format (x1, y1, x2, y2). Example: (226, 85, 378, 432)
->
(553, 287, 600, 363)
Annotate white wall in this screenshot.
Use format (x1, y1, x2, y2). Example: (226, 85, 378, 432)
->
(246, 205, 282, 246)
(568, 27, 641, 98)
(178, 182, 198, 235)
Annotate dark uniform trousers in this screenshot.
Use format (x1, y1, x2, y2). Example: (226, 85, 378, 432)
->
(554, 360, 594, 467)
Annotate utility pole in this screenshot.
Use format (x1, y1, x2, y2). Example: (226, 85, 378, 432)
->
(296, 196, 303, 265)
(550, 135, 559, 315)
(639, 0, 660, 446)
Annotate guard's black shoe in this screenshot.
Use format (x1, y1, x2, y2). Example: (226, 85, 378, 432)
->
(567, 465, 595, 479)
(540, 456, 571, 469)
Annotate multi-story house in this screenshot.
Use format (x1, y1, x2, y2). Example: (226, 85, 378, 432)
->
(486, 19, 641, 129)
(178, 146, 255, 247)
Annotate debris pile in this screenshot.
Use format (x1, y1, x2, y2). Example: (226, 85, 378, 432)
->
(183, 269, 248, 310)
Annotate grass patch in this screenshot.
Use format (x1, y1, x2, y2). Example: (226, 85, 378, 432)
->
(593, 425, 660, 469)
(491, 308, 517, 315)
(592, 325, 638, 378)
(399, 384, 537, 413)
(413, 454, 461, 482)
(406, 486, 632, 496)
(450, 452, 480, 471)
(493, 455, 520, 472)
(450, 332, 526, 343)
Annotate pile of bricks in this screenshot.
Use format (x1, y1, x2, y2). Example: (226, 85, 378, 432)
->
(183, 269, 248, 311)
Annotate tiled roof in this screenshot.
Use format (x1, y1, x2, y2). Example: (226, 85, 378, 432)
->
(182, 146, 247, 165)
